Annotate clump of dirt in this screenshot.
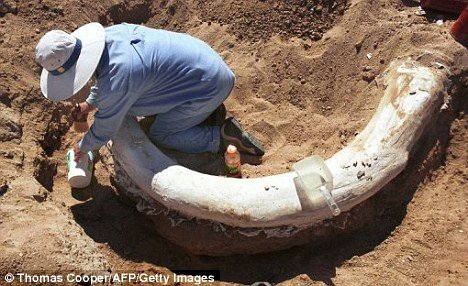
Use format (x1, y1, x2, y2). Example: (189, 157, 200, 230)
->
(196, 0, 348, 41)
(99, 0, 155, 25)
(0, 0, 17, 17)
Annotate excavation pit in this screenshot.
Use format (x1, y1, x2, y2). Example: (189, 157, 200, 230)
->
(0, 0, 467, 284)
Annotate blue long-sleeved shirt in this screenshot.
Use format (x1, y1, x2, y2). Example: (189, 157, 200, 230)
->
(79, 23, 235, 152)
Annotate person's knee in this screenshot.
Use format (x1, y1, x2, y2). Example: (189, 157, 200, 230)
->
(148, 129, 170, 145)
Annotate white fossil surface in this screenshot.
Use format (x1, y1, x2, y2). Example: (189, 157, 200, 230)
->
(110, 59, 447, 229)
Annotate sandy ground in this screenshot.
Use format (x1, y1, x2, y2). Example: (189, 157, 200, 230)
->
(0, 0, 467, 285)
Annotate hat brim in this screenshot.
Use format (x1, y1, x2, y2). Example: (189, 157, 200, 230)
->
(40, 22, 106, 101)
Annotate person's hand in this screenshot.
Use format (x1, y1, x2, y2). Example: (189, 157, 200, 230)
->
(78, 101, 93, 115)
(71, 102, 94, 122)
(73, 145, 85, 162)
(71, 103, 80, 122)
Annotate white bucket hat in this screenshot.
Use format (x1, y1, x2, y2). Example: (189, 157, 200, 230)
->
(36, 22, 105, 101)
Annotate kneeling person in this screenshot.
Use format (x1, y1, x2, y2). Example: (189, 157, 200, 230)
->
(35, 23, 265, 161)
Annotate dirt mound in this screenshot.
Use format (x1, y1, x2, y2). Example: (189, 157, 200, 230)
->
(196, 0, 348, 41)
(0, 0, 467, 284)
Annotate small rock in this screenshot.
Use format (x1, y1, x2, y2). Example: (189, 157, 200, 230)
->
(357, 170, 365, 179)
(355, 41, 363, 53)
(362, 72, 376, 82)
(366, 53, 373, 60)
(0, 0, 17, 14)
(264, 186, 269, 191)
(433, 62, 445, 69)
(311, 32, 322, 41)
(436, 19, 444, 26)
(414, 8, 426, 16)
(0, 179, 8, 196)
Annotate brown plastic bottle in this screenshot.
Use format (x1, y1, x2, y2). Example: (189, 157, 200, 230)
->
(224, 144, 242, 178)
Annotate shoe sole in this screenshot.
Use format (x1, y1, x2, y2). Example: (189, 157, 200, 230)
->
(221, 118, 265, 156)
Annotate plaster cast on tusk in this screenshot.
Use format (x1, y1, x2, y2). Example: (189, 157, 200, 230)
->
(110, 58, 448, 230)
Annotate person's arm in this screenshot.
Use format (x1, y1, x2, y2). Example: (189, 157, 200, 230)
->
(74, 77, 134, 161)
(71, 101, 96, 121)
(85, 85, 99, 108)
(77, 93, 134, 155)
(72, 86, 99, 161)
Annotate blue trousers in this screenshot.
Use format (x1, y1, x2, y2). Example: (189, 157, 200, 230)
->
(148, 79, 233, 153)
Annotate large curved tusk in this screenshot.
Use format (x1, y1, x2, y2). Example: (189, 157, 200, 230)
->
(110, 59, 447, 229)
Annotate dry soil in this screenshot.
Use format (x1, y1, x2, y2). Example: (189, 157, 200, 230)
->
(0, 0, 467, 285)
